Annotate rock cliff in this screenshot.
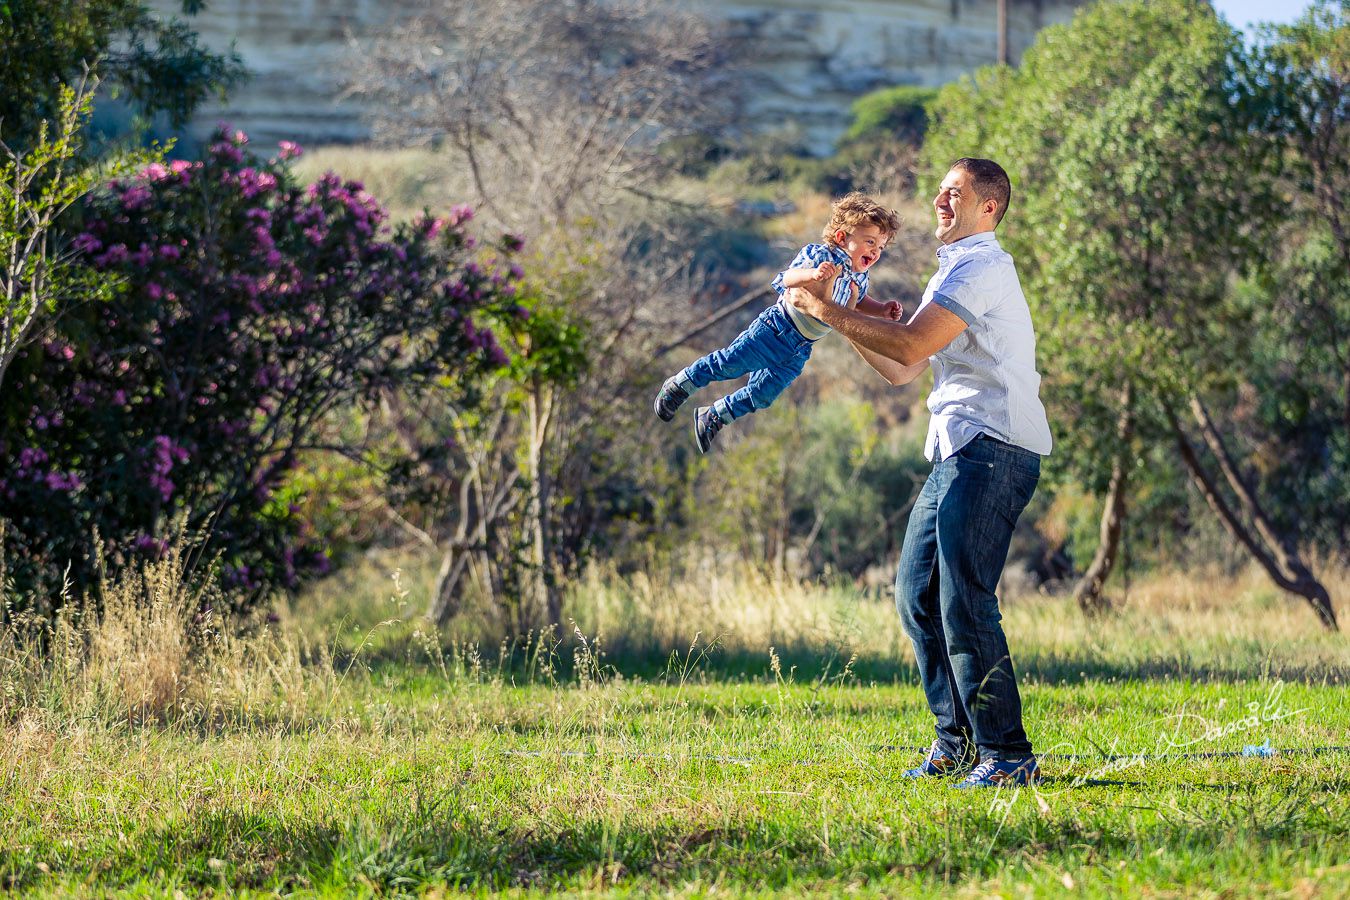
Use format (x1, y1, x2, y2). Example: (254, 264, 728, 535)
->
(149, 0, 1087, 152)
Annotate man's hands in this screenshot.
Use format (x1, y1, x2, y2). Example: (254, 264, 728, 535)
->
(787, 284, 831, 319)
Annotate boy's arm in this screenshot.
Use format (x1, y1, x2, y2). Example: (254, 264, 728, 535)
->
(855, 293, 903, 320)
(779, 262, 838, 290)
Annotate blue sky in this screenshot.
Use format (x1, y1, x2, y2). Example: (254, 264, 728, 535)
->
(1210, 0, 1315, 32)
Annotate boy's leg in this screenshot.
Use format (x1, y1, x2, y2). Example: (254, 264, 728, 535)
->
(682, 306, 801, 395)
(715, 344, 810, 421)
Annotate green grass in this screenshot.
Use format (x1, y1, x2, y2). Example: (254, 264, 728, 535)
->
(2, 563, 1348, 896)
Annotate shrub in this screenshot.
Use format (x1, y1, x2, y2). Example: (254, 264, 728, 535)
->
(842, 85, 938, 147)
(0, 127, 523, 614)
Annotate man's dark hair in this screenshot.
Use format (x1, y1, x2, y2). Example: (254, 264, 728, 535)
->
(952, 157, 1012, 226)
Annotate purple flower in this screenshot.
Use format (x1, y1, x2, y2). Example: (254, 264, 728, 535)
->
(121, 185, 152, 211)
(72, 232, 102, 254)
(44, 471, 82, 492)
(210, 142, 245, 165)
(134, 534, 167, 558)
(129, 244, 154, 267)
(146, 435, 190, 502)
(237, 168, 278, 199)
(449, 203, 474, 226)
(94, 243, 129, 267)
(278, 140, 304, 160)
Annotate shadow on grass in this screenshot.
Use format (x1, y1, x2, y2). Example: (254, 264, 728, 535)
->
(347, 634, 1343, 687)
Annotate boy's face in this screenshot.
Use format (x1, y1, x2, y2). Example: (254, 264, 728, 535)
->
(833, 224, 889, 272)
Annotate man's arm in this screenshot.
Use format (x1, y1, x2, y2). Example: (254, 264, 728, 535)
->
(852, 344, 930, 386)
(787, 285, 966, 367)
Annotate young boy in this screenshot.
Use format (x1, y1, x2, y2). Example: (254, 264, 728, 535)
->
(654, 192, 902, 453)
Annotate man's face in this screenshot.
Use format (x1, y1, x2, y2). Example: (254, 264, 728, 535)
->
(933, 168, 988, 244)
(835, 224, 888, 272)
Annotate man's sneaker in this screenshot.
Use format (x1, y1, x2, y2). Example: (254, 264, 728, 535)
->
(902, 740, 971, 779)
(953, 756, 1040, 789)
(693, 406, 724, 454)
(653, 377, 691, 422)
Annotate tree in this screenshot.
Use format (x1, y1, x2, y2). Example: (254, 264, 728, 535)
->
(346, 0, 745, 632)
(0, 0, 243, 145)
(923, 0, 1338, 628)
(0, 74, 151, 394)
(348, 0, 742, 233)
(1217, 2, 1350, 556)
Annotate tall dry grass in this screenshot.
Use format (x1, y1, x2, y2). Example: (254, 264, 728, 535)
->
(0, 542, 330, 729)
(560, 556, 1350, 682)
(288, 547, 1348, 684)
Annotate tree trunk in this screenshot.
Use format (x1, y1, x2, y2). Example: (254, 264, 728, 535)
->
(527, 386, 562, 631)
(1168, 400, 1338, 631)
(1073, 386, 1134, 615)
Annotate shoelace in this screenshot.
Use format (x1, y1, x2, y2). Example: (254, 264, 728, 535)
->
(966, 759, 999, 782)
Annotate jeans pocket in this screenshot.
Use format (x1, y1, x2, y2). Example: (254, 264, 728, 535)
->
(955, 438, 996, 469)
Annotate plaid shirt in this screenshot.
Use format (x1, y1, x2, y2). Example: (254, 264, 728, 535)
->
(772, 242, 868, 341)
(772, 242, 869, 306)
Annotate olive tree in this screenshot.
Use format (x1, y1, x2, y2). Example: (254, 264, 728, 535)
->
(924, 0, 1337, 627)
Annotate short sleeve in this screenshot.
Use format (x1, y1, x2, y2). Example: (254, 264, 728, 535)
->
(931, 256, 999, 325)
(772, 244, 830, 295)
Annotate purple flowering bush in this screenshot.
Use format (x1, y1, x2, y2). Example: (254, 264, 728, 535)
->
(0, 127, 523, 613)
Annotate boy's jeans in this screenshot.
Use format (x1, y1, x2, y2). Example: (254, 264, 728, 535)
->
(896, 434, 1040, 761)
(683, 303, 814, 420)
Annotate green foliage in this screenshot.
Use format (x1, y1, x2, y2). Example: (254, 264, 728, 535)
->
(842, 84, 938, 146)
(693, 398, 928, 576)
(0, 0, 244, 146)
(923, 0, 1280, 491)
(0, 77, 153, 392)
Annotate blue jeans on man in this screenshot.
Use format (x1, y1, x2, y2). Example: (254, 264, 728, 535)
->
(896, 434, 1040, 762)
(682, 303, 813, 421)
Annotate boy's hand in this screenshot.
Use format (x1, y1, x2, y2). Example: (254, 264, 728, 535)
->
(812, 261, 838, 283)
(882, 300, 903, 321)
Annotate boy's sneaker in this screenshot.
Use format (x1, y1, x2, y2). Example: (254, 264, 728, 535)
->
(693, 406, 724, 454)
(902, 740, 972, 779)
(953, 756, 1040, 789)
(653, 377, 691, 422)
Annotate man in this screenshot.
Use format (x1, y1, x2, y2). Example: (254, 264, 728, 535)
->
(788, 158, 1052, 788)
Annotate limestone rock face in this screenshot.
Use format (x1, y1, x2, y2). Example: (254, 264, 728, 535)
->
(150, 0, 1086, 152)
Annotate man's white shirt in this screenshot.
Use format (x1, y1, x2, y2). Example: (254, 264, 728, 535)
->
(916, 231, 1053, 462)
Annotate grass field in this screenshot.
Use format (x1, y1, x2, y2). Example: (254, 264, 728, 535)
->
(2, 557, 1348, 897)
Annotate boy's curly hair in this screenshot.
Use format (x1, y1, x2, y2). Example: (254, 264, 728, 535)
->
(821, 192, 901, 246)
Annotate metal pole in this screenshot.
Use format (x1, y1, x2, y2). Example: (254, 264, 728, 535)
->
(998, 0, 1009, 65)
